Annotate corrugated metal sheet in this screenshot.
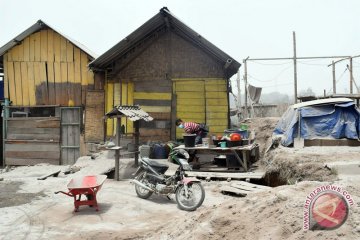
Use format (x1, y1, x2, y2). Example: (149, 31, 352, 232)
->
(0, 20, 98, 59)
(106, 105, 153, 122)
(89, 7, 241, 78)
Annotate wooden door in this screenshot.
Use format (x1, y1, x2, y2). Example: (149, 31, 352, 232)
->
(61, 107, 81, 165)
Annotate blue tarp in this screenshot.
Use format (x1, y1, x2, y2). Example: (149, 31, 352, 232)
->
(273, 101, 360, 146)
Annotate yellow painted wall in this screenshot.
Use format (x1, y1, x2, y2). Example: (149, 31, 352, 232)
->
(105, 81, 135, 137)
(174, 78, 228, 138)
(3, 29, 94, 106)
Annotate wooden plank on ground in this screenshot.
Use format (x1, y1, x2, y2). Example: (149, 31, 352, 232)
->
(185, 171, 265, 180)
(220, 186, 248, 197)
(231, 181, 272, 191)
(230, 183, 264, 192)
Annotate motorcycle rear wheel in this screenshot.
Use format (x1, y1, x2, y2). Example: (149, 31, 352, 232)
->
(176, 182, 205, 211)
(135, 171, 153, 199)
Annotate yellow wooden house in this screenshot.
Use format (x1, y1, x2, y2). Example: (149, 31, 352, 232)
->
(0, 20, 97, 166)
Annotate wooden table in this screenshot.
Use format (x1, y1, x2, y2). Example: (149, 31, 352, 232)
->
(174, 143, 259, 172)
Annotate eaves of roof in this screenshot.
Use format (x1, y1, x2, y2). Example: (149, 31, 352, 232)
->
(0, 20, 98, 59)
(89, 7, 241, 77)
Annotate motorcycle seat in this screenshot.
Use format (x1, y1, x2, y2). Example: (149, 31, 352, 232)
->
(142, 158, 168, 168)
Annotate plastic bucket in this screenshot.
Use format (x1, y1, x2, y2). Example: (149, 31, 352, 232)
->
(240, 124, 248, 131)
(153, 144, 167, 159)
(183, 134, 196, 147)
(139, 145, 151, 158)
(202, 138, 210, 147)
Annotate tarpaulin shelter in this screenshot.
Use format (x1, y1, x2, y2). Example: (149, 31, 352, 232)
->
(273, 98, 360, 146)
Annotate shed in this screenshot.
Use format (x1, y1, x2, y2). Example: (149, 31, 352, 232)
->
(0, 20, 97, 166)
(89, 7, 241, 143)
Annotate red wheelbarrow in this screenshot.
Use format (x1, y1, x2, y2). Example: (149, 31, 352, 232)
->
(55, 175, 107, 212)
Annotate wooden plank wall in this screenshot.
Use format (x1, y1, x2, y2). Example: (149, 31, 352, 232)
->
(105, 82, 134, 136)
(174, 78, 228, 138)
(3, 29, 93, 106)
(105, 79, 172, 142)
(5, 118, 61, 165)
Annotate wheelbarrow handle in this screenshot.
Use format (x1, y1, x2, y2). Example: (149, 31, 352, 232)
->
(54, 191, 73, 197)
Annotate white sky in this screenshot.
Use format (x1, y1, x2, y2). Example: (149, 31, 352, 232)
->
(1, 0, 360, 97)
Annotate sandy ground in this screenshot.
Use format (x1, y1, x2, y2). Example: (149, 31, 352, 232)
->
(1, 118, 360, 240)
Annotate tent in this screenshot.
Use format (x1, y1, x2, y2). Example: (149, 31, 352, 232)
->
(273, 98, 360, 146)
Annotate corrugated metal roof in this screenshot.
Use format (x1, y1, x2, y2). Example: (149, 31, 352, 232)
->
(0, 19, 98, 59)
(89, 7, 241, 77)
(106, 105, 153, 122)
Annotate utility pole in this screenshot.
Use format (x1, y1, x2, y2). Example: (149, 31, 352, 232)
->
(236, 70, 241, 116)
(243, 57, 249, 118)
(293, 31, 298, 103)
(331, 61, 336, 94)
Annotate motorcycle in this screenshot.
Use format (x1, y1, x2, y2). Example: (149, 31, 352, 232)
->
(132, 148, 205, 211)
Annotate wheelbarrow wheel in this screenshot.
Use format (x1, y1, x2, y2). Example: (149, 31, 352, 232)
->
(135, 171, 153, 199)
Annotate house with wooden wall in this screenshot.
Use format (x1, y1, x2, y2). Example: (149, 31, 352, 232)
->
(0, 20, 97, 166)
(89, 7, 241, 143)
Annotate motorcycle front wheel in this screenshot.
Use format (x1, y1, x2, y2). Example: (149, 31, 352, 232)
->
(175, 182, 205, 211)
(135, 171, 153, 199)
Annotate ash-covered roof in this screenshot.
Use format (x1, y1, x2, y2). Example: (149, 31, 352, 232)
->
(89, 7, 240, 78)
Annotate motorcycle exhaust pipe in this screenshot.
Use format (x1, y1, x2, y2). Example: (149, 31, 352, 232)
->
(132, 180, 154, 192)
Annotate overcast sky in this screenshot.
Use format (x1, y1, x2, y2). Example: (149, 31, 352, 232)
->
(1, 0, 360, 98)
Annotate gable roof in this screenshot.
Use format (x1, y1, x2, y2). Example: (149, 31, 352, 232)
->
(89, 7, 241, 78)
(0, 19, 98, 59)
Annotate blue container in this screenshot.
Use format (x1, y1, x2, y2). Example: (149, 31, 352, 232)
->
(153, 144, 167, 159)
